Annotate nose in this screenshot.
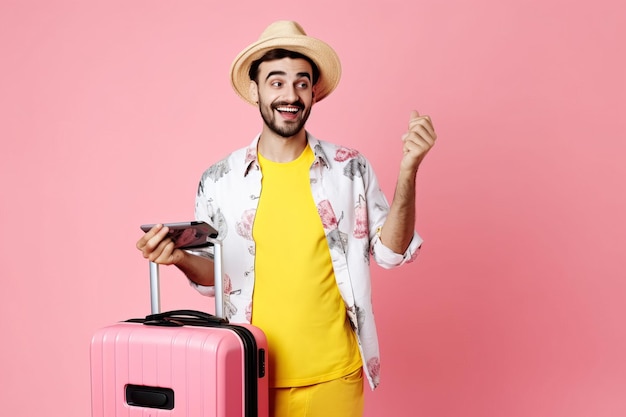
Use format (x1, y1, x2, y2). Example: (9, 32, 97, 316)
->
(283, 84, 298, 103)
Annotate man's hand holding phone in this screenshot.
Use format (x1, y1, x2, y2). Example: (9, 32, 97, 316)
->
(136, 223, 185, 266)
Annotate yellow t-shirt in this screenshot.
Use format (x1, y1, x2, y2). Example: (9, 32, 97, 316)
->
(252, 145, 362, 388)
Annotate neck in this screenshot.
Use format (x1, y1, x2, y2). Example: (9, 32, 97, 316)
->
(258, 127, 308, 163)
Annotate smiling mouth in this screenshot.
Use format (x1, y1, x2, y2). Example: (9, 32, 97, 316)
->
(275, 106, 301, 115)
(274, 105, 302, 121)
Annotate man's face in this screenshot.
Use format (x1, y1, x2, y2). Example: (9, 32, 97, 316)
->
(250, 57, 316, 138)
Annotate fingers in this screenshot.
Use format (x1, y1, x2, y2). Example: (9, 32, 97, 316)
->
(136, 224, 178, 264)
(399, 110, 437, 172)
(403, 132, 433, 153)
(403, 126, 436, 151)
(403, 111, 437, 149)
(136, 224, 164, 252)
(407, 111, 436, 140)
(149, 240, 178, 264)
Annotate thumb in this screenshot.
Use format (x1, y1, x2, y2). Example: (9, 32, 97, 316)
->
(410, 110, 420, 120)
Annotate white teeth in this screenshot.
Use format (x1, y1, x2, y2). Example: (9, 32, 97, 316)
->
(276, 107, 299, 113)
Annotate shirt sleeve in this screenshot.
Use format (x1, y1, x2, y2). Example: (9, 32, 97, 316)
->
(371, 230, 423, 268)
(188, 279, 216, 297)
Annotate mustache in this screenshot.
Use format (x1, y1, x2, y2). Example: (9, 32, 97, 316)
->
(271, 100, 305, 109)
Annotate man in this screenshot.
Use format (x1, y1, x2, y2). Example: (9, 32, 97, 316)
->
(137, 20, 437, 417)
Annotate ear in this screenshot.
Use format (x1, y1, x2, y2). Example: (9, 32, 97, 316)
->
(311, 84, 318, 104)
(249, 81, 259, 104)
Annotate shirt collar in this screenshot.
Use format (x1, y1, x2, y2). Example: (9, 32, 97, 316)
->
(242, 132, 331, 176)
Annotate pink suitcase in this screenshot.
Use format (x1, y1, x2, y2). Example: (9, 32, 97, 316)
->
(90, 237, 269, 417)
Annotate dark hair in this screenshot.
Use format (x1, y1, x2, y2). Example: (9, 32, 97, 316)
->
(248, 48, 320, 85)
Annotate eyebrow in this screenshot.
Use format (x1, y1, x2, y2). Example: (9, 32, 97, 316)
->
(265, 71, 312, 81)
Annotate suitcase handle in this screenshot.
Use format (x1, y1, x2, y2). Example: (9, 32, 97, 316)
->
(145, 309, 226, 324)
(149, 236, 224, 318)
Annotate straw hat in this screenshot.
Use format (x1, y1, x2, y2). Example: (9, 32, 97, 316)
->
(230, 20, 342, 105)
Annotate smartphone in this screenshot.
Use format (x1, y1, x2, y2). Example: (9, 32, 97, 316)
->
(140, 221, 218, 249)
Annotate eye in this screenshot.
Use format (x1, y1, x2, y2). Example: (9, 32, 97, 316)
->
(297, 81, 310, 89)
(271, 81, 283, 87)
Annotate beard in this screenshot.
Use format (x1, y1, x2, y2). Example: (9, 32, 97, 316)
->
(258, 97, 312, 138)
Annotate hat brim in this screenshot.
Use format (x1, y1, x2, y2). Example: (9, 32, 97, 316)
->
(230, 35, 341, 105)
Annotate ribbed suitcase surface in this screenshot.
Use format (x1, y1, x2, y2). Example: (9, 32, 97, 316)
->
(91, 316, 268, 417)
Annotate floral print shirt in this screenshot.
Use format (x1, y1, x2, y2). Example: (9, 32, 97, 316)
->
(190, 133, 423, 389)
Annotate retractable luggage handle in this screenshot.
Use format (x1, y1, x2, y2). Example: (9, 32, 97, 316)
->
(148, 236, 224, 318)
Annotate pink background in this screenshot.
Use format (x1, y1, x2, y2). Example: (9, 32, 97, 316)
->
(1, 1, 624, 416)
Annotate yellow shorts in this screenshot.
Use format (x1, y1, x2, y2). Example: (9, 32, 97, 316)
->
(269, 368, 364, 417)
